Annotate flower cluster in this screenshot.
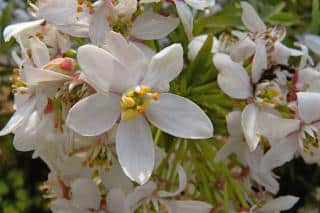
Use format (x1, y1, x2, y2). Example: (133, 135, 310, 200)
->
(2, 0, 320, 212)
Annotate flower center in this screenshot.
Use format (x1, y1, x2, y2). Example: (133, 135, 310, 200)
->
(120, 85, 159, 121)
(255, 81, 285, 107)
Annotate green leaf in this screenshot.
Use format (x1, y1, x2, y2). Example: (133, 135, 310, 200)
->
(311, 0, 320, 33)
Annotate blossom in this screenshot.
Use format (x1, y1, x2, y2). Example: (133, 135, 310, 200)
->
(66, 32, 213, 184)
(106, 166, 212, 212)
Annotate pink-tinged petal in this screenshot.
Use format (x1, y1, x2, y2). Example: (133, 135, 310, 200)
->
(66, 93, 120, 136)
(71, 178, 100, 210)
(77, 44, 132, 93)
(240, 1, 266, 32)
(241, 104, 260, 151)
(297, 92, 320, 123)
(142, 44, 183, 91)
(252, 39, 267, 83)
(146, 93, 213, 139)
(131, 12, 179, 40)
(116, 116, 154, 185)
(0, 96, 36, 136)
(213, 53, 252, 99)
(174, 0, 194, 40)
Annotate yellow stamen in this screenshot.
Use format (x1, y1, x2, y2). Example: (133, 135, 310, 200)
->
(120, 96, 136, 109)
(150, 92, 159, 100)
(121, 109, 140, 121)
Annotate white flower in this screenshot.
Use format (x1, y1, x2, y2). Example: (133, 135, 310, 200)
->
(51, 178, 101, 213)
(66, 32, 213, 184)
(252, 195, 299, 213)
(216, 111, 282, 194)
(106, 166, 212, 213)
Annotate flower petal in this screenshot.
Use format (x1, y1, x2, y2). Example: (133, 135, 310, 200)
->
(158, 165, 187, 197)
(174, 0, 193, 40)
(142, 44, 183, 91)
(304, 34, 320, 55)
(185, 0, 215, 10)
(66, 93, 120, 136)
(0, 96, 36, 136)
(106, 188, 130, 213)
(71, 178, 100, 210)
(3, 19, 44, 42)
(116, 116, 155, 185)
(213, 53, 252, 99)
(257, 111, 300, 140)
(297, 68, 320, 92)
(240, 1, 266, 32)
(163, 200, 212, 213)
(258, 196, 299, 212)
(29, 37, 50, 67)
(89, 5, 110, 45)
(77, 44, 131, 93)
(260, 136, 298, 172)
(146, 93, 213, 139)
(131, 12, 179, 40)
(126, 181, 157, 208)
(103, 31, 148, 84)
(297, 92, 320, 123)
(226, 110, 243, 137)
(241, 104, 260, 151)
(252, 39, 267, 83)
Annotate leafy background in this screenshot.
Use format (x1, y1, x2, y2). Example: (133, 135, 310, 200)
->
(0, 0, 320, 212)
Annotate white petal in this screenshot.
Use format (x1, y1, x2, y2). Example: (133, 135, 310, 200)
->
(89, 5, 110, 45)
(215, 137, 243, 162)
(185, 0, 215, 10)
(257, 112, 300, 140)
(106, 188, 130, 213)
(163, 200, 212, 213)
(229, 36, 256, 62)
(241, 104, 260, 151)
(297, 92, 320, 123)
(271, 42, 303, 65)
(103, 31, 148, 84)
(258, 196, 299, 212)
(77, 45, 132, 93)
(188, 35, 210, 60)
(126, 181, 157, 208)
(158, 165, 187, 197)
(297, 68, 320, 92)
(213, 53, 252, 99)
(142, 44, 183, 91)
(71, 178, 100, 210)
(101, 162, 133, 193)
(174, 0, 194, 40)
(116, 116, 155, 185)
(114, 0, 137, 18)
(66, 93, 120, 136)
(240, 1, 266, 32)
(304, 34, 320, 55)
(227, 110, 243, 137)
(146, 93, 213, 139)
(131, 12, 179, 40)
(3, 19, 44, 42)
(21, 65, 71, 86)
(29, 37, 50, 67)
(261, 136, 298, 172)
(252, 171, 279, 194)
(0, 97, 36, 136)
(252, 39, 267, 83)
